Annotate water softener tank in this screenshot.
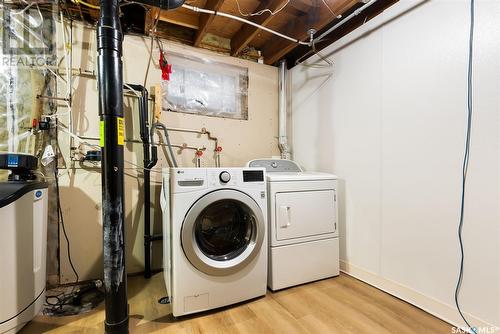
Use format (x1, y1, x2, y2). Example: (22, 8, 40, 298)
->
(0, 154, 48, 333)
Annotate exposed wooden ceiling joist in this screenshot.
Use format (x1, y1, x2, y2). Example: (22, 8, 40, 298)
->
(262, 0, 359, 65)
(194, 0, 226, 47)
(63, 0, 384, 66)
(285, 0, 398, 68)
(230, 0, 289, 56)
(146, 7, 200, 32)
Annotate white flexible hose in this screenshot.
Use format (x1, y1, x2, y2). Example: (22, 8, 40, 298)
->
(182, 4, 309, 46)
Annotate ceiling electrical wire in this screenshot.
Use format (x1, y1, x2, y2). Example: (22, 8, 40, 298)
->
(73, 0, 100, 10)
(235, 0, 290, 17)
(182, 4, 309, 46)
(70, 0, 152, 10)
(321, 0, 337, 17)
(120, 0, 150, 10)
(454, 1, 476, 333)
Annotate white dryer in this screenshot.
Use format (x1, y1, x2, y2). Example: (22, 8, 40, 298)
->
(248, 159, 339, 291)
(161, 168, 268, 317)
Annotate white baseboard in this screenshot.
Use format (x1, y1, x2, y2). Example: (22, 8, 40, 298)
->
(340, 261, 497, 332)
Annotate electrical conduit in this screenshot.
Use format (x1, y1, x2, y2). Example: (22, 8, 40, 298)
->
(278, 60, 290, 159)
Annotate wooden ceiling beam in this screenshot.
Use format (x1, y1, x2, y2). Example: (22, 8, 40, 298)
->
(194, 0, 226, 47)
(262, 0, 358, 65)
(146, 8, 200, 32)
(285, 0, 398, 68)
(230, 0, 289, 56)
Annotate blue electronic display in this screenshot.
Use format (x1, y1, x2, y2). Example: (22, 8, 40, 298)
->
(7, 155, 19, 168)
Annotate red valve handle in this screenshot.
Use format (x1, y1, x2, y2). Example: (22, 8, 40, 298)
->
(159, 52, 172, 81)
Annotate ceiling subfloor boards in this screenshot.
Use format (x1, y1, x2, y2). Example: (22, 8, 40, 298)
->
(261, 0, 359, 65)
(60, 0, 390, 66)
(230, 0, 289, 56)
(194, 0, 226, 47)
(285, 0, 399, 68)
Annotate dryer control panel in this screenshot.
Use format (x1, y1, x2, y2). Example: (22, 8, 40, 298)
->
(247, 159, 302, 173)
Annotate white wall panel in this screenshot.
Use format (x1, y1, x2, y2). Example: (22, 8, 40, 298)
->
(291, 0, 500, 328)
(292, 18, 384, 274)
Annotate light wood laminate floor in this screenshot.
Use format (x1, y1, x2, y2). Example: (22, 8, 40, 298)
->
(22, 273, 452, 333)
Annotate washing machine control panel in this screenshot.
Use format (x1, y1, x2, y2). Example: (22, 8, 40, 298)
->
(219, 171, 231, 183)
(172, 168, 266, 192)
(242, 170, 264, 182)
(207, 169, 265, 188)
(208, 170, 237, 187)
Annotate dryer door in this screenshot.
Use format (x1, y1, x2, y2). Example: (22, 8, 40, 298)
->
(275, 190, 337, 241)
(181, 189, 265, 276)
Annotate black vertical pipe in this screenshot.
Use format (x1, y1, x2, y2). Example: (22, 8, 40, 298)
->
(123, 84, 159, 278)
(142, 89, 158, 279)
(135, 87, 153, 279)
(97, 0, 128, 332)
(145, 143, 159, 278)
(141, 93, 152, 279)
(139, 89, 156, 279)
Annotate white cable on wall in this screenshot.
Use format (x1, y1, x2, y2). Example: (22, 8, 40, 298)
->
(182, 4, 309, 46)
(57, 124, 100, 149)
(123, 83, 142, 98)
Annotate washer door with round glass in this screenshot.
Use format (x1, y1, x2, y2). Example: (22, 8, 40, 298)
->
(181, 189, 265, 276)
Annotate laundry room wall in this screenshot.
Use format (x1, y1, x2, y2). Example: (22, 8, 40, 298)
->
(290, 0, 499, 329)
(55, 21, 280, 283)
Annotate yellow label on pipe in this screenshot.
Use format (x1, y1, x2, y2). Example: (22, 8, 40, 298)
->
(117, 117, 124, 146)
(99, 121, 104, 147)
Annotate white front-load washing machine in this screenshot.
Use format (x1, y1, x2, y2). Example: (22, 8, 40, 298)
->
(161, 167, 268, 317)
